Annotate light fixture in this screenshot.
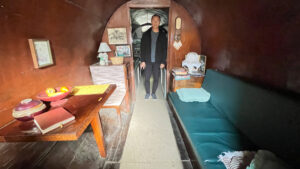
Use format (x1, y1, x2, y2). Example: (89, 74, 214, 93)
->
(97, 42, 111, 65)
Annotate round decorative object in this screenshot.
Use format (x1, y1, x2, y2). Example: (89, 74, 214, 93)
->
(37, 86, 72, 102)
(184, 52, 200, 63)
(13, 99, 47, 121)
(182, 52, 201, 75)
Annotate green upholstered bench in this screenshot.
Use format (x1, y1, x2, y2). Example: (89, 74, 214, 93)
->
(168, 69, 300, 169)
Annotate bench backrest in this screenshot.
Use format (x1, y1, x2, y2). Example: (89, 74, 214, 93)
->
(202, 69, 300, 161)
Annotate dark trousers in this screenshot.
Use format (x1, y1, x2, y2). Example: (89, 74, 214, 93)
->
(144, 62, 160, 94)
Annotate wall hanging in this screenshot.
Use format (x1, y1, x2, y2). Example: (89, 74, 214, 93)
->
(115, 45, 131, 57)
(28, 39, 54, 68)
(199, 55, 207, 73)
(173, 17, 182, 50)
(107, 28, 127, 44)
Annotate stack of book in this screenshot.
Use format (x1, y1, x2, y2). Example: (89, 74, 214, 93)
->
(172, 67, 190, 80)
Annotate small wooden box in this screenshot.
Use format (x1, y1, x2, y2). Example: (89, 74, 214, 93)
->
(171, 75, 204, 92)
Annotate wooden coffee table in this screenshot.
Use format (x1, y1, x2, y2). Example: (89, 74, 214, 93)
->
(0, 84, 116, 158)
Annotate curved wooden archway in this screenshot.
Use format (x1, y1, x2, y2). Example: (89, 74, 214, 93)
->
(101, 0, 201, 98)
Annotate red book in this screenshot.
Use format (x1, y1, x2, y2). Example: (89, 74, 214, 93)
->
(34, 107, 75, 134)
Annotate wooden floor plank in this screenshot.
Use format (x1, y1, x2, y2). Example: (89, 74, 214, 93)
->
(0, 141, 56, 169)
(25, 108, 130, 169)
(35, 130, 104, 169)
(66, 132, 105, 169)
(100, 109, 131, 162)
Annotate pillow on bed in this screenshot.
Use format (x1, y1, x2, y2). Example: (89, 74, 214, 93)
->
(176, 88, 210, 102)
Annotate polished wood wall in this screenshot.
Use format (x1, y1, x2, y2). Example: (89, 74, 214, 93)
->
(0, 0, 126, 126)
(175, 0, 300, 93)
(167, 1, 201, 88)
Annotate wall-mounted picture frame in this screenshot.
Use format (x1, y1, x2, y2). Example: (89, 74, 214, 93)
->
(115, 45, 131, 57)
(107, 28, 127, 45)
(28, 39, 54, 68)
(199, 55, 207, 73)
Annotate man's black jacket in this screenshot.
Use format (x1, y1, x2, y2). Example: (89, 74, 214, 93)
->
(140, 27, 167, 65)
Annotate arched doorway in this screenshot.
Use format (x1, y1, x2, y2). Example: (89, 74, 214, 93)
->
(101, 0, 201, 101)
(130, 8, 169, 97)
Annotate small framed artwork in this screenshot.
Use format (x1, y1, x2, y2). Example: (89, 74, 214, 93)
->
(199, 55, 207, 73)
(107, 28, 127, 45)
(115, 45, 131, 57)
(28, 39, 54, 68)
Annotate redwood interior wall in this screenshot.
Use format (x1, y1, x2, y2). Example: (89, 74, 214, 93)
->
(0, 0, 126, 126)
(168, 1, 201, 69)
(175, 0, 300, 93)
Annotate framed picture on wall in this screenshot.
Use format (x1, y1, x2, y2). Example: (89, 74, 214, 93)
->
(107, 28, 127, 45)
(28, 39, 54, 68)
(199, 55, 207, 73)
(115, 45, 131, 57)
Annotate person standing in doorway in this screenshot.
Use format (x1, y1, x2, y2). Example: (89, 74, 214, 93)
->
(140, 14, 167, 99)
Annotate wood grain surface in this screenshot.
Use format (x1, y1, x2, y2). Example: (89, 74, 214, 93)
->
(0, 85, 116, 143)
(176, 0, 300, 94)
(171, 76, 204, 92)
(0, 0, 126, 127)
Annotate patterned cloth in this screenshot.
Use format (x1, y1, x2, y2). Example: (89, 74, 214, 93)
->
(218, 151, 256, 169)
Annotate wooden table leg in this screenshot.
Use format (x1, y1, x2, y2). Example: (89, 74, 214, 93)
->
(91, 114, 106, 158)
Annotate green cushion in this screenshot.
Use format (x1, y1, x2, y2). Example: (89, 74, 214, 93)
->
(169, 92, 255, 169)
(169, 92, 236, 133)
(202, 70, 300, 160)
(168, 69, 300, 168)
(191, 132, 250, 163)
(176, 88, 210, 102)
